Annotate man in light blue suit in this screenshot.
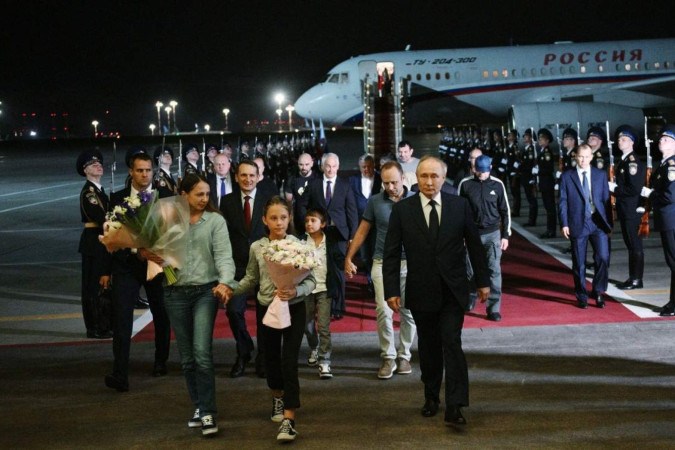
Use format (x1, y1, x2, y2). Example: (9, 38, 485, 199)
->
(559, 144, 613, 309)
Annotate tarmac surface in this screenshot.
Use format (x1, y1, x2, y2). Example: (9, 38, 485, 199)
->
(1, 138, 674, 448)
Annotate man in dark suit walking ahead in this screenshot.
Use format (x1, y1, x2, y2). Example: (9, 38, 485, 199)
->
(559, 144, 613, 309)
(383, 155, 490, 426)
(303, 152, 358, 319)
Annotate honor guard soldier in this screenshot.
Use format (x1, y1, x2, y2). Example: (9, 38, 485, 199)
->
(609, 125, 645, 290)
(183, 144, 200, 178)
(205, 144, 218, 175)
(239, 141, 252, 163)
(641, 124, 675, 316)
(561, 128, 579, 171)
(506, 130, 522, 217)
(77, 150, 113, 339)
(153, 145, 177, 197)
(492, 129, 508, 182)
(124, 146, 148, 188)
(537, 128, 558, 238)
(587, 126, 609, 171)
(521, 128, 539, 227)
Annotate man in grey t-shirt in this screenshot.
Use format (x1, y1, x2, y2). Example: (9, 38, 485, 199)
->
(345, 161, 417, 380)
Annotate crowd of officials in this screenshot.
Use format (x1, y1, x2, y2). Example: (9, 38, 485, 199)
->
(76, 123, 675, 441)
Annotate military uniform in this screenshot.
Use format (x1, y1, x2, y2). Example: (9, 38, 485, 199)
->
(587, 126, 610, 172)
(506, 131, 521, 216)
(536, 128, 558, 237)
(152, 146, 177, 197)
(492, 132, 508, 183)
(77, 150, 112, 339)
(645, 124, 675, 315)
(521, 130, 539, 226)
(183, 145, 201, 178)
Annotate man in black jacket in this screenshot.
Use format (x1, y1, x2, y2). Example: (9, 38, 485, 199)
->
(457, 155, 511, 321)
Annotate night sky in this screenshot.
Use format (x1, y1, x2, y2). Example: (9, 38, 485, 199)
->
(2, 0, 674, 136)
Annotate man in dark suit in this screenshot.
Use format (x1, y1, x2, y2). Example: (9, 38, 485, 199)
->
(220, 160, 274, 377)
(349, 154, 381, 289)
(104, 151, 171, 392)
(559, 144, 613, 309)
(208, 153, 234, 209)
(303, 152, 359, 319)
(383, 155, 490, 426)
(284, 153, 317, 236)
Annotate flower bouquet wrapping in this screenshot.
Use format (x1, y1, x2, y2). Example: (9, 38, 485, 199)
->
(99, 192, 190, 285)
(261, 238, 320, 329)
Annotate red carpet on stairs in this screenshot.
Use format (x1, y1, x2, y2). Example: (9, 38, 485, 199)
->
(134, 231, 651, 343)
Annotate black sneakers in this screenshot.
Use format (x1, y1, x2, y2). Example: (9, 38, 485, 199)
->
(200, 415, 218, 436)
(188, 408, 201, 428)
(277, 418, 297, 441)
(271, 397, 284, 422)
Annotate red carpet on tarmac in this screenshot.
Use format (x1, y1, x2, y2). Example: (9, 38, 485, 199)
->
(134, 231, 651, 343)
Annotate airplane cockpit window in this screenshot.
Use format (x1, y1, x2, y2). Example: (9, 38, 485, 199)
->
(339, 73, 349, 83)
(326, 73, 339, 83)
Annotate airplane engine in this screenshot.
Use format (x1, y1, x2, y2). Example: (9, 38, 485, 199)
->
(509, 102, 646, 136)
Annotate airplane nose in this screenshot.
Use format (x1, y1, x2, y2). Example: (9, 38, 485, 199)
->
(294, 88, 315, 119)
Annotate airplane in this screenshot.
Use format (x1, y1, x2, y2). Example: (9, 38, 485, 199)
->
(294, 38, 675, 134)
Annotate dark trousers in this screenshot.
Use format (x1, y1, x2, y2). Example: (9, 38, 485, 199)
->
(570, 220, 610, 301)
(659, 229, 675, 305)
(411, 284, 469, 407)
(332, 239, 348, 315)
(81, 253, 110, 333)
(111, 270, 170, 380)
(540, 182, 557, 233)
(262, 301, 306, 409)
(225, 293, 255, 357)
(509, 175, 521, 216)
(523, 179, 538, 224)
(620, 218, 644, 280)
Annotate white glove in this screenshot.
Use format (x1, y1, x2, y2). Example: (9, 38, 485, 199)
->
(641, 186, 653, 197)
(608, 182, 617, 192)
(501, 158, 508, 164)
(636, 206, 646, 214)
(513, 162, 520, 169)
(532, 166, 539, 175)
(554, 183, 559, 191)
(555, 171, 562, 179)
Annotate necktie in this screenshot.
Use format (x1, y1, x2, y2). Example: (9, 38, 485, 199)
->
(220, 177, 226, 197)
(582, 171, 591, 217)
(428, 199, 439, 240)
(244, 196, 252, 231)
(325, 180, 332, 205)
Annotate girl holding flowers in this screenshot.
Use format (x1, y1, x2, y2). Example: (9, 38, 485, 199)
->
(226, 196, 315, 442)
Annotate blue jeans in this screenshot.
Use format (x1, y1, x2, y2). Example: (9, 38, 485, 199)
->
(164, 283, 219, 417)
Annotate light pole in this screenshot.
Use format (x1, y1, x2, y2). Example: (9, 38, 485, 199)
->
(169, 100, 178, 133)
(285, 104, 295, 131)
(155, 101, 163, 134)
(149, 123, 156, 136)
(222, 108, 230, 131)
(164, 106, 172, 132)
(276, 109, 283, 130)
(91, 120, 99, 137)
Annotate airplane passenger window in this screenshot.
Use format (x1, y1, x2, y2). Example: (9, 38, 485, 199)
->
(435, 73, 440, 80)
(655, 62, 661, 69)
(483, 70, 489, 78)
(561, 66, 567, 74)
(454, 72, 460, 80)
(522, 68, 527, 77)
(492, 70, 499, 78)
(580, 65, 586, 73)
(550, 67, 555, 75)
(598, 65, 604, 72)
(634, 63, 640, 71)
(445, 72, 450, 80)
(416, 73, 421, 81)
(569, 66, 576, 74)
(540, 68, 546, 76)
(426, 73, 431, 80)
(665, 61, 670, 69)
(512, 69, 517, 77)
(502, 69, 508, 77)
(531, 68, 537, 76)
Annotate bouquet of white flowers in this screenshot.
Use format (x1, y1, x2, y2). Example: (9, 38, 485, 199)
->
(262, 238, 320, 329)
(99, 192, 189, 285)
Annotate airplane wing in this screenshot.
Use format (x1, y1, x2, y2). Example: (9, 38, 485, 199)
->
(609, 74, 675, 100)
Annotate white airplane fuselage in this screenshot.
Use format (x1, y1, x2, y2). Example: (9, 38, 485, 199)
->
(294, 39, 675, 129)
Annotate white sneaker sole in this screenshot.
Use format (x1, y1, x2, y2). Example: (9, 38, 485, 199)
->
(188, 421, 201, 428)
(271, 414, 284, 423)
(277, 433, 297, 441)
(202, 427, 218, 436)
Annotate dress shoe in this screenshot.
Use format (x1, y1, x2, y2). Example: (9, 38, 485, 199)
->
(444, 406, 467, 425)
(134, 296, 149, 309)
(539, 231, 555, 239)
(421, 398, 439, 417)
(152, 362, 168, 377)
(616, 279, 643, 290)
(87, 329, 113, 339)
(104, 374, 129, 392)
(230, 355, 250, 378)
(487, 312, 502, 322)
(577, 299, 588, 309)
(660, 303, 675, 317)
(595, 294, 605, 309)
